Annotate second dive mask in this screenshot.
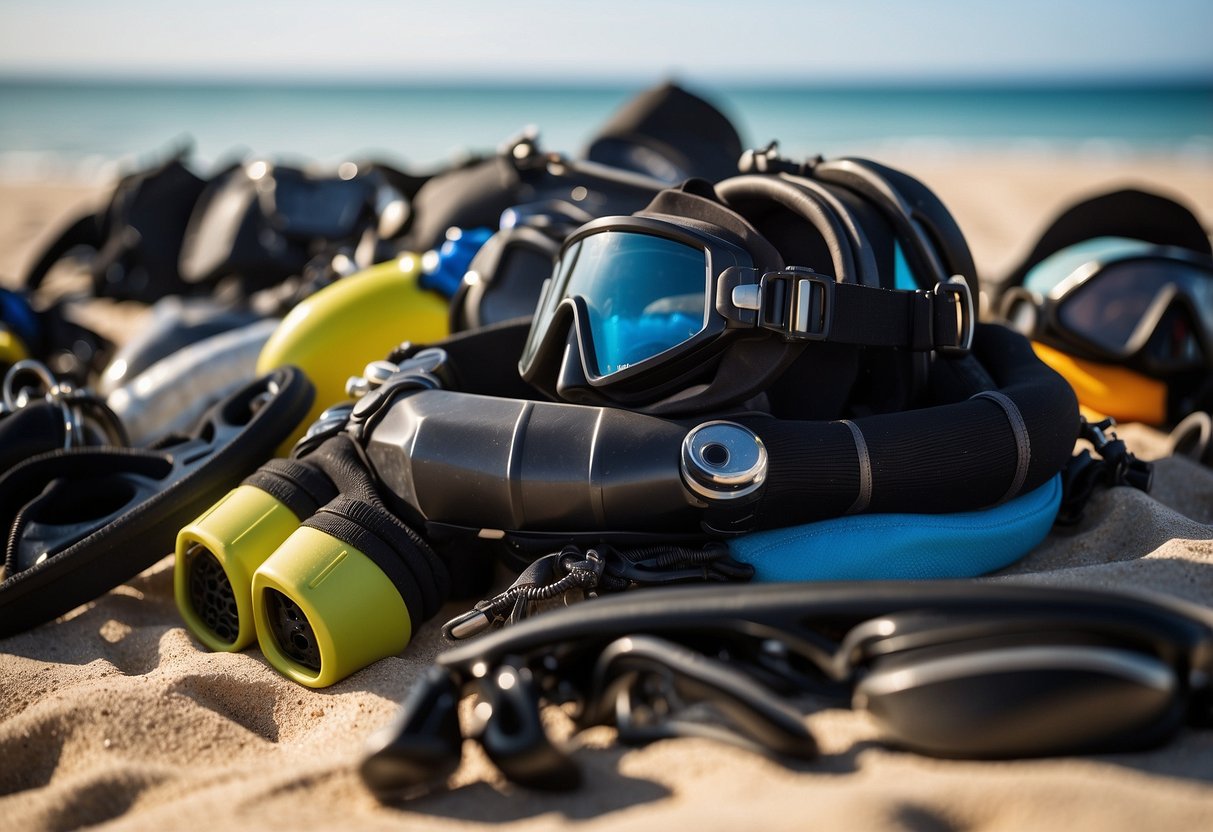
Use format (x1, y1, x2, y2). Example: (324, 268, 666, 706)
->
(519, 178, 975, 414)
(1005, 238, 1213, 378)
(997, 189, 1213, 426)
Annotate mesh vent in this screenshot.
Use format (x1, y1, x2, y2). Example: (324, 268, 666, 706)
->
(264, 589, 322, 672)
(186, 544, 240, 645)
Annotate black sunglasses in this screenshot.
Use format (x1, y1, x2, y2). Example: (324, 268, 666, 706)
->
(361, 581, 1213, 796)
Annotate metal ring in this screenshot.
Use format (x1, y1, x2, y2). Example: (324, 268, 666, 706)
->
(3, 359, 58, 412)
(680, 420, 768, 502)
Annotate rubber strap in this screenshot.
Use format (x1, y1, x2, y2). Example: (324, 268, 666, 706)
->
(971, 390, 1031, 504)
(839, 419, 872, 514)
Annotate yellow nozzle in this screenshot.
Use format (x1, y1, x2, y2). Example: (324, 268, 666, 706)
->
(251, 526, 412, 688)
(175, 485, 302, 651)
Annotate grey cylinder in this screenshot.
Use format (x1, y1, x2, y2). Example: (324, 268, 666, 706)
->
(363, 389, 702, 533)
(107, 318, 279, 446)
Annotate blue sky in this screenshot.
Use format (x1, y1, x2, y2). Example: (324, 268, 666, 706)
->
(0, 0, 1211, 83)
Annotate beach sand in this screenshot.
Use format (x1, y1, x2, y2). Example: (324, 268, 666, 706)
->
(1, 153, 1212, 831)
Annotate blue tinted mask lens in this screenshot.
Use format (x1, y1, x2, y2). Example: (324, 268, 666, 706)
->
(559, 231, 708, 377)
(592, 307, 704, 375)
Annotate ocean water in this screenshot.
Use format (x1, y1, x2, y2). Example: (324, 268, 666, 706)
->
(0, 79, 1210, 182)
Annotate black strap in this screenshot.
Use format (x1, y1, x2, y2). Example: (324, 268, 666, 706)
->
(970, 391, 1032, 504)
(828, 281, 963, 351)
(243, 458, 340, 521)
(763, 275, 966, 352)
(299, 433, 452, 622)
(838, 419, 872, 514)
(999, 188, 1213, 294)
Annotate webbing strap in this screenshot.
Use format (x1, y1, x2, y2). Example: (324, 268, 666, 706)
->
(827, 281, 963, 350)
(971, 390, 1031, 504)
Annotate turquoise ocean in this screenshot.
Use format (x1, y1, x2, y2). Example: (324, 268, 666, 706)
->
(0, 79, 1210, 182)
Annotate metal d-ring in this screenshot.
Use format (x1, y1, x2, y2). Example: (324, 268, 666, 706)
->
(3, 359, 127, 449)
(2, 360, 80, 449)
(3, 359, 60, 412)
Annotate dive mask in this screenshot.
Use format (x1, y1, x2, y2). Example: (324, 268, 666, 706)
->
(1004, 237, 1213, 376)
(518, 209, 972, 412)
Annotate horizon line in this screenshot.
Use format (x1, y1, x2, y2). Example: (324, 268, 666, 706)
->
(2, 67, 1212, 90)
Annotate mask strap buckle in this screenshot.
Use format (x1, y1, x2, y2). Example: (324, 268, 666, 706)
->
(740, 268, 834, 341)
(933, 276, 975, 355)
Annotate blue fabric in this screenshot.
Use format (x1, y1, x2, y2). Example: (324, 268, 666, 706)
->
(728, 474, 1061, 581)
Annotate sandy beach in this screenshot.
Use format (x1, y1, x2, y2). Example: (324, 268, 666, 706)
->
(2, 152, 1213, 831)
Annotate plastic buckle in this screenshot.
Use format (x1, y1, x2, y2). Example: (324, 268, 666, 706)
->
(934, 276, 974, 355)
(738, 141, 823, 176)
(758, 269, 834, 341)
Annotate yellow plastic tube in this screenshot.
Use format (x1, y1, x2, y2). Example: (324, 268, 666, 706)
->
(251, 526, 412, 688)
(175, 485, 302, 651)
(0, 327, 30, 366)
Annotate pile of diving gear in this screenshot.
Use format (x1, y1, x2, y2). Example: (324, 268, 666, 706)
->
(1, 81, 1207, 794)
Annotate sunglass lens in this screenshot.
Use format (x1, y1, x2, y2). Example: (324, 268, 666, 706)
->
(1059, 259, 1213, 365)
(1142, 304, 1206, 367)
